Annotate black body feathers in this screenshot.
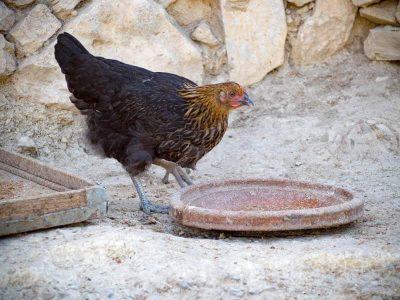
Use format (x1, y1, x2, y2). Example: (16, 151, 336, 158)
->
(54, 32, 228, 175)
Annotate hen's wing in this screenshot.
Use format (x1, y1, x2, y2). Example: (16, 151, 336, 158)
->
(55, 33, 196, 130)
(70, 57, 194, 122)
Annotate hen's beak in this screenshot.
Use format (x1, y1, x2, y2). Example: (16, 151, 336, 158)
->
(240, 92, 254, 107)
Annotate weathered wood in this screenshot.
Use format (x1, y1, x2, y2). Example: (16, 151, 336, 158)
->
(0, 162, 68, 192)
(0, 148, 92, 190)
(0, 206, 103, 236)
(0, 190, 87, 221)
(0, 148, 108, 236)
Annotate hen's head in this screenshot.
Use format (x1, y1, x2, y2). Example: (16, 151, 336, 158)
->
(217, 82, 254, 109)
(180, 81, 254, 111)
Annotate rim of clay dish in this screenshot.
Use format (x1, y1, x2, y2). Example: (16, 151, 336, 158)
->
(169, 178, 364, 231)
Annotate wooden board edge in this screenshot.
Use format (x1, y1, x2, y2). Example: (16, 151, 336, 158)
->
(0, 189, 88, 220)
(0, 186, 108, 220)
(0, 187, 108, 237)
(0, 148, 94, 190)
(0, 162, 68, 192)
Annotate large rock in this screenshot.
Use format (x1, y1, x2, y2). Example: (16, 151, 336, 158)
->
(9, 4, 61, 57)
(0, 2, 15, 31)
(5, 41, 71, 107)
(292, 0, 357, 65)
(48, 0, 83, 20)
(165, 0, 224, 78)
(1, 0, 204, 109)
(221, 0, 286, 86)
(0, 34, 16, 77)
(352, 0, 380, 7)
(64, 0, 203, 83)
(364, 26, 400, 60)
(360, 0, 399, 26)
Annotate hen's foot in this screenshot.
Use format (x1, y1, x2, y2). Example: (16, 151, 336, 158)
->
(162, 171, 170, 184)
(161, 168, 192, 185)
(131, 175, 170, 214)
(154, 159, 193, 188)
(141, 201, 170, 214)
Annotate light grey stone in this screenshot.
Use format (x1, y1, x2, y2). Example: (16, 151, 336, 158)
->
(221, 0, 287, 85)
(17, 136, 38, 156)
(360, 0, 399, 26)
(9, 4, 61, 57)
(48, 0, 82, 20)
(191, 21, 220, 47)
(364, 26, 400, 60)
(0, 34, 16, 77)
(167, 0, 212, 26)
(64, 0, 204, 83)
(292, 0, 357, 65)
(0, 2, 15, 31)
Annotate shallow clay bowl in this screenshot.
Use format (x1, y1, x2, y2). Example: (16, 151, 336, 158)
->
(170, 179, 364, 231)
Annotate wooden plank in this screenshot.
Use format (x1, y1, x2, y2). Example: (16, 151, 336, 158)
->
(0, 186, 107, 236)
(0, 190, 88, 221)
(0, 148, 92, 190)
(0, 206, 101, 236)
(0, 162, 68, 192)
(0, 148, 108, 236)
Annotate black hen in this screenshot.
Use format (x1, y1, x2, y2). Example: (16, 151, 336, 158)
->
(54, 32, 253, 214)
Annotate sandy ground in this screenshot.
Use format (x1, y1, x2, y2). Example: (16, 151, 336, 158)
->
(1, 52, 400, 299)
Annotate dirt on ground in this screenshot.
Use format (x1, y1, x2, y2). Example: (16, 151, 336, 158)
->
(0, 52, 400, 299)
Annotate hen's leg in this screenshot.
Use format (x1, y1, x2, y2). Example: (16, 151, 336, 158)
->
(162, 171, 170, 184)
(154, 159, 193, 187)
(130, 175, 170, 214)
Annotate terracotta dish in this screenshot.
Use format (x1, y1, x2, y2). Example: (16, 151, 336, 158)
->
(170, 179, 363, 231)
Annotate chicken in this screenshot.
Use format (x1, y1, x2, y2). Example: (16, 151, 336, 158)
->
(54, 32, 253, 214)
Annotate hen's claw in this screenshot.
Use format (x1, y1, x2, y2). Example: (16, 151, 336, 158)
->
(162, 168, 192, 185)
(154, 159, 193, 188)
(141, 201, 170, 214)
(171, 165, 193, 187)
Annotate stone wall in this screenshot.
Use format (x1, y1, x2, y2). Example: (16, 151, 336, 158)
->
(0, 0, 399, 157)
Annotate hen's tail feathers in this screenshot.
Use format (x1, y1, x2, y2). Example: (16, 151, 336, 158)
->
(55, 32, 90, 73)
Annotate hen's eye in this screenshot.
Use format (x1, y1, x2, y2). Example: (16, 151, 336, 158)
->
(229, 91, 235, 97)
